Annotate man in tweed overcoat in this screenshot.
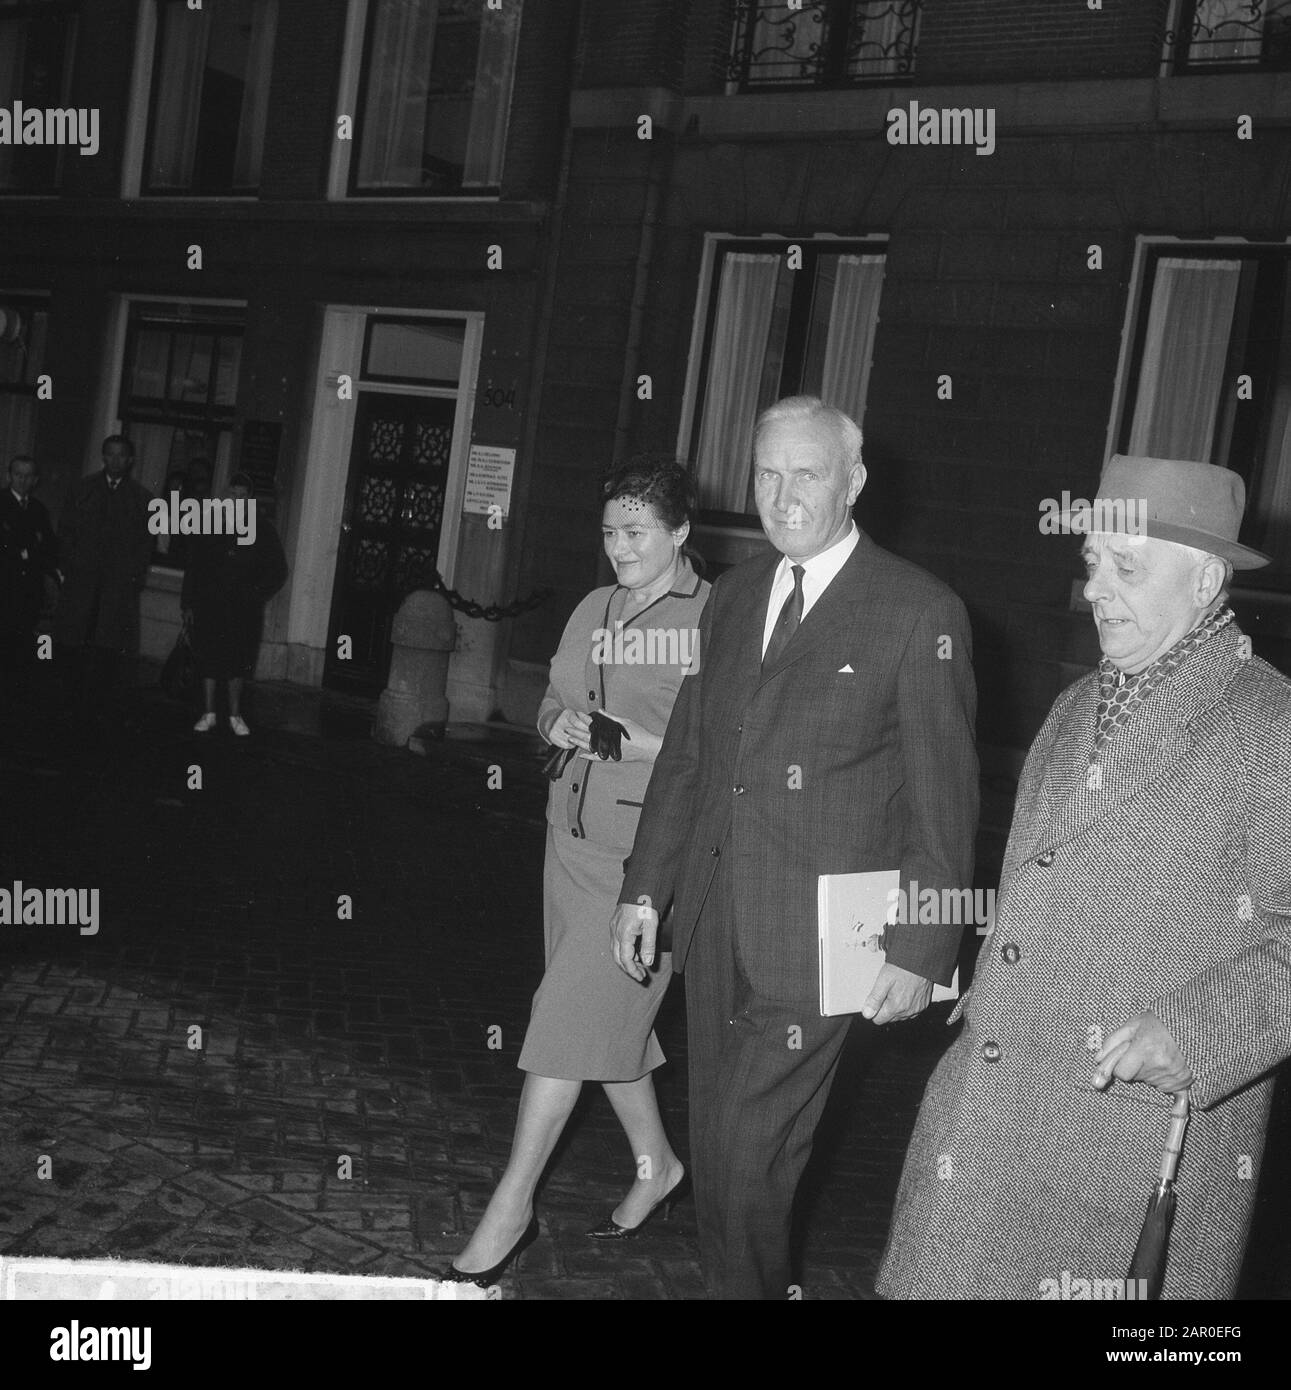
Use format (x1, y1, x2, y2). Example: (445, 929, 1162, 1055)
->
(879, 455, 1291, 1300)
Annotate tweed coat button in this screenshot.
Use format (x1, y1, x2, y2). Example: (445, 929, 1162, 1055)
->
(571, 828, 581, 838)
(982, 1041, 1002, 1063)
(1001, 943, 1020, 964)
(1036, 850, 1055, 867)
(710, 846, 721, 857)
(588, 690, 596, 701)
(734, 784, 746, 795)
(572, 783, 579, 792)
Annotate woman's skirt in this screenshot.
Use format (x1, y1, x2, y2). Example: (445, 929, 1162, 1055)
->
(517, 825, 673, 1082)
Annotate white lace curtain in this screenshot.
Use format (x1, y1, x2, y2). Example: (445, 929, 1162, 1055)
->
(1127, 257, 1241, 461)
(1252, 269, 1291, 558)
(820, 254, 886, 426)
(462, 3, 521, 188)
(357, 0, 439, 189)
(149, 4, 212, 188)
(694, 253, 781, 512)
(695, 250, 885, 513)
(232, 3, 279, 189)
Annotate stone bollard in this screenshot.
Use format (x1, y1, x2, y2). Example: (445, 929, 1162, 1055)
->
(374, 589, 455, 747)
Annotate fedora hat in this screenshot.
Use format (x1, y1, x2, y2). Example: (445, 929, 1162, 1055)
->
(1081, 455, 1271, 569)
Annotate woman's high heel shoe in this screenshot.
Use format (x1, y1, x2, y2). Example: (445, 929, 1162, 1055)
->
(586, 1172, 690, 1240)
(437, 1215, 539, 1288)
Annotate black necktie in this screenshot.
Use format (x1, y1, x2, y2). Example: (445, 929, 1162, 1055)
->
(763, 564, 805, 671)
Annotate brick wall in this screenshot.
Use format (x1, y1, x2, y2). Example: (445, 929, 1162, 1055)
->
(504, 0, 580, 198)
(575, 0, 692, 88)
(258, 1, 350, 200)
(681, 0, 738, 93)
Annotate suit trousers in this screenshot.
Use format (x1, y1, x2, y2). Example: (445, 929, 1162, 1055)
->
(685, 849, 853, 1299)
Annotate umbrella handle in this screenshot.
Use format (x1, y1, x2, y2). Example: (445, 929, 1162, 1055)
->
(1159, 1089, 1191, 1185)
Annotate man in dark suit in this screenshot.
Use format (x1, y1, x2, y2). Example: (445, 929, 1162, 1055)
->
(0, 455, 60, 687)
(52, 435, 153, 718)
(612, 395, 979, 1299)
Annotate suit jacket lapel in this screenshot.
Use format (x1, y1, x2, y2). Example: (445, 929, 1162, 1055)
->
(1008, 691, 1097, 869)
(730, 554, 780, 700)
(1036, 624, 1244, 853)
(755, 531, 872, 686)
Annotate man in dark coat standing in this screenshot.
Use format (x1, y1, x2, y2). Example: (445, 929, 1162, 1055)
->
(0, 455, 60, 688)
(53, 435, 153, 715)
(611, 395, 980, 1299)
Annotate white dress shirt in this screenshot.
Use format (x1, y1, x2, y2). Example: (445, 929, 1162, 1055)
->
(761, 522, 860, 658)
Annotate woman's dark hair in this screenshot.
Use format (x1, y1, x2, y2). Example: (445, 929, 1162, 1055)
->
(600, 455, 705, 576)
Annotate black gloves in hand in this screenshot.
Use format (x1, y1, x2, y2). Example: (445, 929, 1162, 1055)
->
(588, 710, 629, 761)
(541, 711, 631, 780)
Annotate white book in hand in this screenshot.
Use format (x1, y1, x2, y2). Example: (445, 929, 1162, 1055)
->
(818, 870, 960, 1018)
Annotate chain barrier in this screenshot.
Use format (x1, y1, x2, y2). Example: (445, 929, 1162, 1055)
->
(425, 570, 553, 623)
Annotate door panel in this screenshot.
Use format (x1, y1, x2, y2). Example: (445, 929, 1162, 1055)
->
(325, 392, 454, 692)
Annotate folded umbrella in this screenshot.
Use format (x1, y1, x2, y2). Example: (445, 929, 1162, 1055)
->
(1126, 1089, 1191, 1300)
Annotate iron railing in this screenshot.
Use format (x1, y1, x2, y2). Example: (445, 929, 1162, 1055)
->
(1169, 0, 1291, 71)
(727, 1, 921, 91)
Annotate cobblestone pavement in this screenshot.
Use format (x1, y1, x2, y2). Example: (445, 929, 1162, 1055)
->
(0, 672, 1287, 1301)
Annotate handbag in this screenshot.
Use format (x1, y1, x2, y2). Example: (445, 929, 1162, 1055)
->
(159, 618, 198, 702)
(541, 744, 575, 781)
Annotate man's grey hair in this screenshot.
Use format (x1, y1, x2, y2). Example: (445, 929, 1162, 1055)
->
(753, 395, 864, 473)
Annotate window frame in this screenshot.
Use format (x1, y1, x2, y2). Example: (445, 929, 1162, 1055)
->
(0, 289, 51, 461)
(359, 314, 466, 388)
(1168, 0, 1291, 75)
(331, 0, 518, 202)
(0, 0, 80, 196)
(680, 233, 888, 529)
(109, 298, 248, 568)
(1109, 237, 1291, 590)
(134, 0, 278, 199)
(726, 0, 922, 95)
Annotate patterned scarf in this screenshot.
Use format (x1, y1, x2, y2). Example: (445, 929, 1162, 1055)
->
(1093, 604, 1234, 754)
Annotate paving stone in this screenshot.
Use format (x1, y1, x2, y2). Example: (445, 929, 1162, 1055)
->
(230, 1198, 314, 1235)
(2, 685, 1287, 1302)
(293, 1224, 382, 1266)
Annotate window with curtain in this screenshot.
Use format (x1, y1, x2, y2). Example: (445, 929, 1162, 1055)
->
(143, 0, 278, 195)
(1172, 0, 1291, 72)
(1119, 248, 1291, 578)
(0, 0, 78, 192)
(351, 0, 522, 195)
(687, 239, 886, 519)
(0, 294, 49, 465)
(117, 302, 244, 565)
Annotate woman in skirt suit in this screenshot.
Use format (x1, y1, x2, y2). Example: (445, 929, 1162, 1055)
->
(441, 459, 710, 1287)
